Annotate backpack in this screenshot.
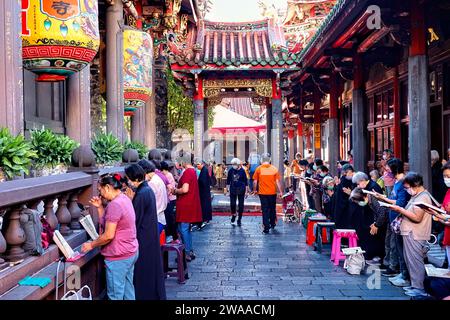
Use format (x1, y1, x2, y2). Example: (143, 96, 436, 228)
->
(343, 247, 366, 275)
(20, 208, 44, 256)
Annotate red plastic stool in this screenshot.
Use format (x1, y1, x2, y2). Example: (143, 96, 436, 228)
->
(330, 229, 359, 266)
(161, 243, 188, 284)
(306, 216, 328, 246)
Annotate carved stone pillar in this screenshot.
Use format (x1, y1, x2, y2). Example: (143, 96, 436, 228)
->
(3, 206, 28, 262)
(154, 56, 171, 148)
(56, 194, 72, 235)
(68, 191, 82, 230)
(44, 197, 58, 230)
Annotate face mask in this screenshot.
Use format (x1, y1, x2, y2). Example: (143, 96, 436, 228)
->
(313, 165, 318, 171)
(327, 186, 334, 191)
(445, 178, 450, 188)
(320, 173, 326, 177)
(358, 200, 368, 207)
(345, 175, 352, 180)
(382, 155, 387, 160)
(232, 165, 238, 170)
(406, 188, 416, 196)
(307, 169, 312, 174)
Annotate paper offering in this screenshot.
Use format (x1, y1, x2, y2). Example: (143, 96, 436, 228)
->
(425, 264, 450, 278)
(79, 214, 99, 240)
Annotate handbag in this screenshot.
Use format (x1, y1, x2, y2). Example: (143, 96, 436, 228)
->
(343, 247, 366, 275)
(390, 215, 403, 234)
(60, 286, 92, 300)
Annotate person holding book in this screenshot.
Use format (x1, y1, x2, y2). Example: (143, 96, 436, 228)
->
(81, 173, 139, 300)
(371, 158, 411, 284)
(333, 164, 356, 229)
(388, 172, 433, 297)
(124, 164, 166, 300)
(351, 172, 386, 265)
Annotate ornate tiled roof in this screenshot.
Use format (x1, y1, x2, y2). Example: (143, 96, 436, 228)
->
(220, 98, 262, 120)
(170, 19, 299, 67)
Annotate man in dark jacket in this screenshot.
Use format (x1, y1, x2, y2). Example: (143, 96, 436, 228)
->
(333, 164, 356, 229)
(195, 158, 212, 229)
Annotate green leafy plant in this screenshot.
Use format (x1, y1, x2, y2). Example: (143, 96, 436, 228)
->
(124, 141, 148, 159)
(0, 128, 37, 179)
(30, 128, 79, 169)
(91, 133, 124, 165)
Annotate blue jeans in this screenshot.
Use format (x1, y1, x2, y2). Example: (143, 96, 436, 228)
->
(178, 223, 192, 253)
(104, 253, 138, 300)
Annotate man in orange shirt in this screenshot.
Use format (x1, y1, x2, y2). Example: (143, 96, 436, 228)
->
(252, 153, 283, 234)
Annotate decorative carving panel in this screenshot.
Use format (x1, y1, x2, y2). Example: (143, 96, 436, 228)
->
(202, 79, 272, 98)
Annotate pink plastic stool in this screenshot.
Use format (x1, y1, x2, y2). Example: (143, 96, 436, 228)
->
(330, 229, 359, 266)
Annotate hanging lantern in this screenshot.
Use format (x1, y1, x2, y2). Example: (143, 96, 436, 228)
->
(21, 0, 100, 82)
(123, 29, 153, 116)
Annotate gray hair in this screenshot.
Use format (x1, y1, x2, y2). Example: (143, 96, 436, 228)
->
(352, 171, 369, 184)
(261, 153, 271, 163)
(369, 170, 380, 179)
(231, 158, 241, 165)
(322, 176, 334, 186)
(431, 150, 440, 163)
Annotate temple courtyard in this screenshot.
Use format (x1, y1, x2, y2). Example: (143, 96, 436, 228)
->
(165, 215, 408, 300)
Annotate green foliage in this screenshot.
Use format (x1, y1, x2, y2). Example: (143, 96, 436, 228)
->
(0, 128, 37, 179)
(124, 141, 148, 159)
(91, 133, 124, 165)
(30, 128, 79, 169)
(166, 68, 215, 135)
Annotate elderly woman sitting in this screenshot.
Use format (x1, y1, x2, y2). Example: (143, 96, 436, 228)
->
(351, 171, 386, 265)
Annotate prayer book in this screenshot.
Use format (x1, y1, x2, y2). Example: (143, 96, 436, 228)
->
(79, 214, 99, 240)
(379, 202, 396, 209)
(425, 264, 450, 279)
(53, 230, 84, 262)
(411, 201, 447, 215)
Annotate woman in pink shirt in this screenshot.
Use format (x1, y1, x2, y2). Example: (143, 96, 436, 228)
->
(81, 173, 138, 300)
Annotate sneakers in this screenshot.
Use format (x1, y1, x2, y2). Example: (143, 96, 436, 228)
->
(231, 215, 237, 224)
(404, 288, 429, 297)
(263, 227, 270, 234)
(389, 276, 411, 287)
(237, 219, 242, 227)
(198, 222, 207, 230)
(270, 224, 276, 230)
(388, 273, 403, 282)
(381, 267, 400, 277)
(366, 258, 381, 266)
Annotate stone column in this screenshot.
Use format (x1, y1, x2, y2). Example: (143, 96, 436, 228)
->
(271, 77, 284, 183)
(203, 103, 209, 157)
(352, 54, 368, 172)
(408, 1, 431, 189)
(288, 129, 295, 161)
(67, 67, 91, 145)
(193, 101, 204, 159)
(328, 72, 340, 176)
(313, 87, 322, 159)
(0, 0, 23, 135)
(297, 122, 304, 158)
(154, 57, 171, 149)
(265, 103, 272, 154)
(131, 107, 144, 143)
(106, 0, 124, 141)
(144, 90, 156, 149)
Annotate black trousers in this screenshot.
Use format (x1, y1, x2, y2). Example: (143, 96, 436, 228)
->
(164, 200, 178, 240)
(424, 276, 450, 300)
(230, 193, 245, 216)
(259, 194, 277, 228)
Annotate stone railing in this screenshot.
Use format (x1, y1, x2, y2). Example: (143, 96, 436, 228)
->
(0, 166, 127, 299)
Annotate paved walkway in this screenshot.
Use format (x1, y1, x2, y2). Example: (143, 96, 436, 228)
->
(165, 216, 409, 300)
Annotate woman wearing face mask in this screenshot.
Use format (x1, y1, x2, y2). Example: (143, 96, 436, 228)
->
(351, 171, 386, 265)
(321, 176, 336, 219)
(124, 164, 166, 300)
(226, 158, 249, 226)
(371, 158, 411, 285)
(389, 172, 434, 298)
(333, 164, 356, 229)
(81, 173, 139, 300)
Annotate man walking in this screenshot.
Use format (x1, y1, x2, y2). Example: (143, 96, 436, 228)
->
(248, 149, 261, 192)
(252, 153, 283, 234)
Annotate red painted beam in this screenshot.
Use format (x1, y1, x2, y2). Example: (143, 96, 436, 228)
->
(393, 67, 402, 158)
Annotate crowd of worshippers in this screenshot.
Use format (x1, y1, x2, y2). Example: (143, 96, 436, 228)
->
(80, 149, 214, 300)
(285, 149, 450, 300)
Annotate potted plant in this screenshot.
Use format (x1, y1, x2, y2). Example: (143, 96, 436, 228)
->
(30, 128, 79, 176)
(123, 141, 148, 160)
(0, 128, 37, 181)
(91, 133, 124, 167)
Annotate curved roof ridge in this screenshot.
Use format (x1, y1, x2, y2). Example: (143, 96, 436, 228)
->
(203, 18, 270, 27)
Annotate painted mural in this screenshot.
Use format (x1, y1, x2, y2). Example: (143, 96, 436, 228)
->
(21, 0, 100, 81)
